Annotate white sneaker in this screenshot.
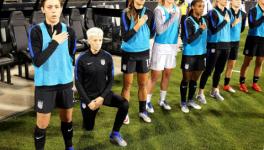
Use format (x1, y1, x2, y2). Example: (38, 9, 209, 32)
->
(159, 100, 171, 110)
(146, 102, 154, 113)
(139, 111, 151, 123)
(188, 101, 202, 110)
(196, 94, 207, 104)
(123, 114, 130, 125)
(181, 104, 189, 113)
(210, 89, 224, 101)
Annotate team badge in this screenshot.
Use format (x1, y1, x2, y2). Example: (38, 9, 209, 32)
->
(245, 50, 249, 54)
(146, 59, 150, 67)
(122, 64, 127, 71)
(211, 49, 215, 53)
(82, 103, 86, 109)
(185, 64, 189, 69)
(101, 59, 105, 65)
(37, 100, 43, 109)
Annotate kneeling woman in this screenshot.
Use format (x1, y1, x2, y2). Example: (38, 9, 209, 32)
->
(180, 0, 207, 113)
(75, 27, 129, 147)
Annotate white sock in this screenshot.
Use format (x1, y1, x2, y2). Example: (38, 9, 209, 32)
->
(147, 94, 152, 103)
(160, 90, 167, 102)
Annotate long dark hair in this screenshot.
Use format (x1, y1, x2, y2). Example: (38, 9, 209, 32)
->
(40, 0, 63, 7)
(125, 0, 141, 22)
(188, 0, 204, 16)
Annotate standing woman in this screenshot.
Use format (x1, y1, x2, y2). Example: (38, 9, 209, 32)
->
(196, 0, 231, 103)
(28, 0, 76, 149)
(180, 0, 207, 113)
(239, 0, 264, 93)
(146, 0, 181, 113)
(121, 0, 155, 124)
(223, 0, 246, 93)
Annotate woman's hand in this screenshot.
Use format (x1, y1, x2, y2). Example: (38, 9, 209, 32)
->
(52, 30, 69, 44)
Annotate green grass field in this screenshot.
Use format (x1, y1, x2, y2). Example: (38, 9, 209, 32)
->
(0, 29, 264, 150)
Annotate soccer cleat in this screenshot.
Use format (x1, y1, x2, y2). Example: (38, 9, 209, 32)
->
(188, 100, 202, 110)
(66, 146, 74, 150)
(239, 83, 248, 93)
(110, 132, 127, 147)
(146, 102, 154, 113)
(196, 94, 207, 104)
(252, 83, 262, 92)
(123, 114, 130, 125)
(181, 104, 189, 113)
(159, 100, 171, 110)
(223, 85, 236, 93)
(210, 89, 224, 101)
(139, 111, 151, 123)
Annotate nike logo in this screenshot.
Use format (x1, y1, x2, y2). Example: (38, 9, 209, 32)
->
(87, 62, 93, 65)
(35, 135, 44, 140)
(68, 128, 73, 132)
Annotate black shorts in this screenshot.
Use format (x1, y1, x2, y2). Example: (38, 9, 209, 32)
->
(244, 36, 264, 57)
(35, 86, 74, 113)
(121, 50, 150, 73)
(229, 42, 239, 60)
(181, 54, 206, 71)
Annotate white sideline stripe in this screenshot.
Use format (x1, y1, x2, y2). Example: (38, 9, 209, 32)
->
(0, 103, 30, 112)
(232, 70, 240, 73)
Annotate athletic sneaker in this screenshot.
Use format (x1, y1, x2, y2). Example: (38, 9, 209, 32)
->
(239, 83, 248, 93)
(66, 146, 74, 150)
(146, 102, 154, 113)
(159, 100, 171, 110)
(123, 114, 130, 125)
(188, 101, 201, 110)
(252, 83, 262, 92)
(181, 104, 189, 113)
(110, 132, 127, 147)
(196, 94, 207, 104)
(210, 89, 224, 101)
(223, 85, 236, 93)
(139, 111, 151, 123)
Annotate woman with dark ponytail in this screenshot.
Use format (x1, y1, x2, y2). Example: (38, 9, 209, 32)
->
(120, 0, 155, 124)
(180, 0, 207, 113)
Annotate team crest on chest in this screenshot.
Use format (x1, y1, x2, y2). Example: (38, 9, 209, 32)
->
(101, 59, 105, 65)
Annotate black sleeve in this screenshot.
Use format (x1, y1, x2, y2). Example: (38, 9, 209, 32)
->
(101, 54, 114, 99)
(121, 11, 137, 42)
(183, 18, 203, 44)
(75, 56, 91, 104)
(248, 8, 264, 28)
(241, 11, 247, 33)
(209, 10, 227, 34)
(146, 9, 156, 38)
(29, 25, 59, 67)
(67, 27, 77, 61)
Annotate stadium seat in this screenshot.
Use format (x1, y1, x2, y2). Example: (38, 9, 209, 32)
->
(69, 8, 87, 52)
(84, 8, 112, 49)
(0, 40, 14, 84)
(7, 11, 31, 79)
(84, 8, 95, 29)
(30, 10, 45, 25)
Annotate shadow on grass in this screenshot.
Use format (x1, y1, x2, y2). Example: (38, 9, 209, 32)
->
(201, 109, 264, 119)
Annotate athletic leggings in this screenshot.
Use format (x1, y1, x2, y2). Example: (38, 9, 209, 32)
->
(80, 92, 129, 132)
(199, 48, 230, 89)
